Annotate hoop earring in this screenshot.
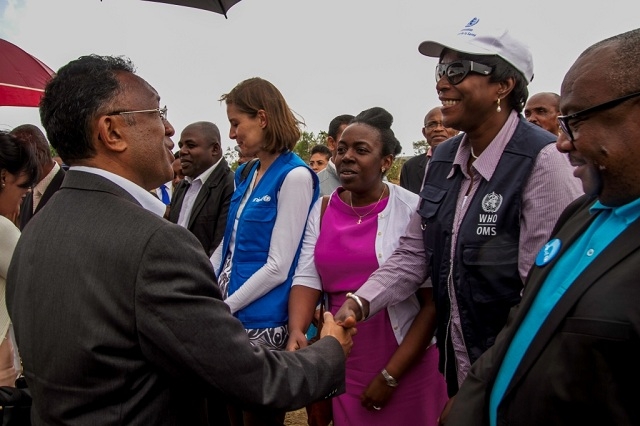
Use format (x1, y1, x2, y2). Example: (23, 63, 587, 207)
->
(496, 98, 502, 113)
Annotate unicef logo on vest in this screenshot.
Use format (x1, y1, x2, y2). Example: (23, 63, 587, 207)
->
(252, 195, 272, 203)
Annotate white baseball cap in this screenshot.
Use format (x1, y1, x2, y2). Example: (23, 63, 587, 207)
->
(418, 17, 534, 84)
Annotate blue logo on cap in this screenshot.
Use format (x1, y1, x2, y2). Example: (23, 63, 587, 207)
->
(465, 18, 480, 27)
(535, 238, 561, 267)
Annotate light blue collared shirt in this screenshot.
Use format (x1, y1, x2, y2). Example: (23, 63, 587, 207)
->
(489, 196, 640, 426)
(70, 166, 166, 217)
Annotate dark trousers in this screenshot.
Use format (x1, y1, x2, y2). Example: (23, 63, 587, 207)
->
(227, 403, 285, 426)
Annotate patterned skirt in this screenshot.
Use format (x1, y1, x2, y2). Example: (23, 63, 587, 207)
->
(219, 255, 289, 351)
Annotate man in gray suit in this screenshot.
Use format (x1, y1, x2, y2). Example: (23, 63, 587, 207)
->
(317, 114, 353, 196)
(6, 55, 354, 425)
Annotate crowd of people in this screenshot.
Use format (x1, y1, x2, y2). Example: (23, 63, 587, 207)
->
(1, 14, 639, 426)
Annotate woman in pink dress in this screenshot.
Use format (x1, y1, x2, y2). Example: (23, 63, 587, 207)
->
(288, 107, 447, 425)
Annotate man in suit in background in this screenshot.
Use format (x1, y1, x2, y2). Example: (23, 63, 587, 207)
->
(169, 121, 234, 256)
(154, 176, 173, 205)
(399, 107, 457, 194)
(7, 54, 354, 426)
(152, 135, 177, 219)
(523, 92, 561, 135)
(234, 144, 254, 166)
(171, 151, 185, 189)
(317, 114, 353, 196)
(10, 124, 65, 230)
(444, 28, 640, 425)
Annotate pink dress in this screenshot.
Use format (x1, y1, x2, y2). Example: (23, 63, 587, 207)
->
(314, 190, 447, 426)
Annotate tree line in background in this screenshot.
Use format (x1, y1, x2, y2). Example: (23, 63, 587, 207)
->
(51, 130, 428, 185)
(50, 130, 427, 184)
(224, 131, 429, 185)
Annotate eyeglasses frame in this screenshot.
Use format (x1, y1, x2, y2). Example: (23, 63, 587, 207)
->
(424, 121, 446, 131)
(557, 91, 640, 141)
(107, 105, 168, 121)
(435, 60, 494, 85)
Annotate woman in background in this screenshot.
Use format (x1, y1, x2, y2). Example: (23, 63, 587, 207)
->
(309, 144, 331, 173)
(288, 107, 447, 425)
(0, 131, 38, 386)
(210, 77, 318, 426)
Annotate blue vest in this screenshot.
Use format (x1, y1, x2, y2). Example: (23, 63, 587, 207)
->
(220, 151, 319, 329)
(417, 118, 554, 395)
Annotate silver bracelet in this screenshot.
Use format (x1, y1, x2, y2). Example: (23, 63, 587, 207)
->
(381, 368, 399, 387)
(345, 292, 366, 321)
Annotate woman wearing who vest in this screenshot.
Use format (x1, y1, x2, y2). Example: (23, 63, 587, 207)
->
(210, 77, 319, 426)
(333, 16, 582, 418)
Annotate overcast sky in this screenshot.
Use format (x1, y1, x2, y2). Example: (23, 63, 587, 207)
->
(1, 0, 638, 156)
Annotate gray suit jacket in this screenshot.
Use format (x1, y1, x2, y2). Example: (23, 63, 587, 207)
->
(317, 161, 340, 196)
(447, 195, 640, 425)
(168, 158, 234, 256)
(7, 170, 345, 426)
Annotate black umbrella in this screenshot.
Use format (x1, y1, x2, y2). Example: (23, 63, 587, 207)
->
(142, 0, 241, 18)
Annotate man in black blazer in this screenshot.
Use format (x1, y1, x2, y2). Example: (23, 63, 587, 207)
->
(10, 124, 65, 230)
(169, 121, 234, 256)
(443, 28, 640, 425)
(7, 54, 354, 425)
(399, 106, 457, 194)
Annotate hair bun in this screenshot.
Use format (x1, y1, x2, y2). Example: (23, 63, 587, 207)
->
(351, 107, 402, 157)
(354, 107, 393, 130)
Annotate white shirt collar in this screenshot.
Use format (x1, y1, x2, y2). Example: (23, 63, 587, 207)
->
(34, 161, 60, 197)
(69, 166, 166, 217)
(184, 157, 222, 185)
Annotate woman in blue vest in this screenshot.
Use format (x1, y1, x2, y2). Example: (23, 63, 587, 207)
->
(210, 77, 319, 426)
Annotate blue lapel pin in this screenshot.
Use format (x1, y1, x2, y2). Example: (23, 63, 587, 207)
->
(535, 238, 562, 267)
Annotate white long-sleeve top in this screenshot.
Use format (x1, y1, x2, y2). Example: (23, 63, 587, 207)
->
(210, 167, 314, 314)
(293, 183, 431, 345)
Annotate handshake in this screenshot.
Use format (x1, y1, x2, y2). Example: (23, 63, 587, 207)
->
(286, 294, 367, 358)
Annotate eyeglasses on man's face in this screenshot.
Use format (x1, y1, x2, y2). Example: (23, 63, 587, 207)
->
(557, 91, 640, 142)
(436, 60, 493, 85)
(107, 106, 168, 121)
(425, 121, 445, 131)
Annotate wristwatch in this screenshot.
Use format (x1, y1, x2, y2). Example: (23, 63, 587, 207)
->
(381, 368, 399, 387)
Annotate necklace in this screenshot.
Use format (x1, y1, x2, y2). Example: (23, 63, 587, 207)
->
(349, 184, 386, 224)
(470, 146, 479, 159)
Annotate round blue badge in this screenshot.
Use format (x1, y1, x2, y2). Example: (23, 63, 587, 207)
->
(535, 238, 562, 266)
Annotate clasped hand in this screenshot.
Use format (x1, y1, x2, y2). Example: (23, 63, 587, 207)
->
(286, 312, 357, 358)
(320, 312, 356, 357)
